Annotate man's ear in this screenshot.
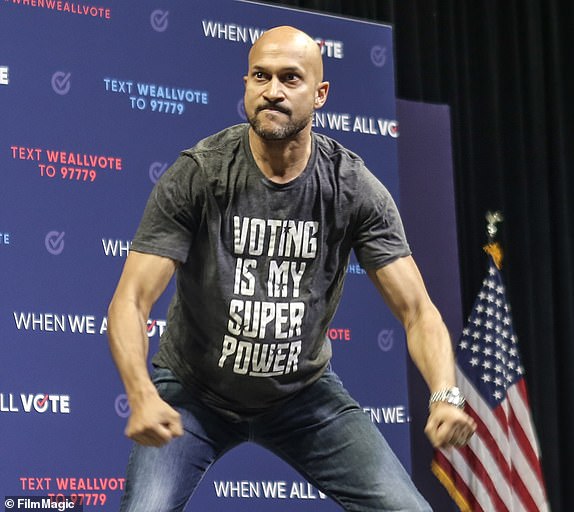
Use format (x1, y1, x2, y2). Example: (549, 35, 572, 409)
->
(314, 81, 330, 109)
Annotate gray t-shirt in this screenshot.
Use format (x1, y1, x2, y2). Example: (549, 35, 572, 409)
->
(132, 124, 410, 418)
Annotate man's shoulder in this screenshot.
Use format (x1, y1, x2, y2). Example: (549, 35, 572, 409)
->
(312, 131, 363, 166)
(312, 131, 367, 183)
(182, 124, 247, 158)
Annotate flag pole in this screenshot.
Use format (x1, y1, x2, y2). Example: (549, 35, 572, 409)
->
(484, 211, 504, 269)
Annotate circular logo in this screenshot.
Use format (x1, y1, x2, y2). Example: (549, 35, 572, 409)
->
(51, 71, 72, 95)
(377, 329, 394, 352)
(45, 231, 66, 255)
(149, 162, 168, 184)
(150, 9, 169, 32)
(370, 45, 387, 68)
(114, 394, 130, 418)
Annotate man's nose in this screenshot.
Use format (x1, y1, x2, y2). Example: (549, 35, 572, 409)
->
(264, 77, 285, 100)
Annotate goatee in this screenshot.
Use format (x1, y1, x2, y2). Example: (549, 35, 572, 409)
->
(248, 109, 312, 141)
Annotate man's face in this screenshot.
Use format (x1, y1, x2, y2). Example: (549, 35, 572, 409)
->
(244, 34, 326, 141)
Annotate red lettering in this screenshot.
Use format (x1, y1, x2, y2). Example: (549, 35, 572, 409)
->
(327, 328, 351, 341)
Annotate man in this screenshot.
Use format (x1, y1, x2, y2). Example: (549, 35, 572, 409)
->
(108, 25, 476, 511)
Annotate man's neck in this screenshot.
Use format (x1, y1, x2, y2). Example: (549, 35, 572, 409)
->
(248, 128, 312, 184)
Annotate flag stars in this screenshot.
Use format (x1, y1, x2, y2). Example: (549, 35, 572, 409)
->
(456, 263, 528, 407)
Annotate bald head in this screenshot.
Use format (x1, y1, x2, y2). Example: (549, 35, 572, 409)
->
(243, 25, 329, 143)
(249, 26, 324, 83)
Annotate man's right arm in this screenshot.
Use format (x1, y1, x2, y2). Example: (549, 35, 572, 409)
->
(107, 250, 184, 446)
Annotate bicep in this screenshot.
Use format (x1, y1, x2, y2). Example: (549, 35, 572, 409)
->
(366, 255, 434, 328)
(110, 251, 177, 314)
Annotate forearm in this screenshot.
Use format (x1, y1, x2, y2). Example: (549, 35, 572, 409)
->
(107, 297, 157, 401)
(405, 306, 456, 393)
(368, 257, 475, 447)
(106, 252, 182, 446)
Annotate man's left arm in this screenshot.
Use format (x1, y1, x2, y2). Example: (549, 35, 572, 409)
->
(367, 255, 476, 448)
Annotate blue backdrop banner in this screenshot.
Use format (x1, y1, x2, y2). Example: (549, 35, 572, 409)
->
(1, 1, 408, 509)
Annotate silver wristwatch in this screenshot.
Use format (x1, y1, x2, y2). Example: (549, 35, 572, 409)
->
(428, 387, 466, 410)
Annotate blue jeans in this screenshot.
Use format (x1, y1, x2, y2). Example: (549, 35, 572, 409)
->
(120, 367, 432, 511)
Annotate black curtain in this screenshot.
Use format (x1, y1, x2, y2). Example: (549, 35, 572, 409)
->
(265, 1, 573, 510)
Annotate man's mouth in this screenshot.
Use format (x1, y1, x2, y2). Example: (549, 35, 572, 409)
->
(258, 105, 290, 115)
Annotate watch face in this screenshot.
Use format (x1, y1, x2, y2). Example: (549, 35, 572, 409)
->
(447, 389, 464, 407)
(428, 387, 465, 409)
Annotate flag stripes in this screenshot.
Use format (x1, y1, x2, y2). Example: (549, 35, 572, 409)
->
(432, 256, 549, 511)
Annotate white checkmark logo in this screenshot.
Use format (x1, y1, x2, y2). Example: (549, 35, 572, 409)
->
(45, 231, 66, 255)
(52, 71, 72, 95)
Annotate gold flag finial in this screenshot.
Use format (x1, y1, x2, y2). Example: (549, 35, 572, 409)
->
(484, 211, 504, 269)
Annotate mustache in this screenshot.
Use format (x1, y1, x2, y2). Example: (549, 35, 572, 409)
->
(256, 103, 291, 115)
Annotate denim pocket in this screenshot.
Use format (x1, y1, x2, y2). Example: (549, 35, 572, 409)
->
(151, 367, 188, 405)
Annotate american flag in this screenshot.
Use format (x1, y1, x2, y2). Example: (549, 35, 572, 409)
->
(432, 253, 550, 511)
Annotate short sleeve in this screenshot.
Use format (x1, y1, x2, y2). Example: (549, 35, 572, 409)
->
(131, 154, 204, 263)
(352, 167, 411, 270)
